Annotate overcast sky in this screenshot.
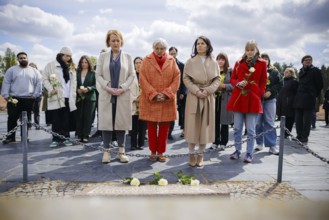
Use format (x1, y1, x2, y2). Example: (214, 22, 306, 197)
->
(0, 0, 329, 70)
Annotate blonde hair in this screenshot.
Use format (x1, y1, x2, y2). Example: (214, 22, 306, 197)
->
(245, 40, 260, 55)
(284, 67, 296, 78)
(106, 30, 124, 47)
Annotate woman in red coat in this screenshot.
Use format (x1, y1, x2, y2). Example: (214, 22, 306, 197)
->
(227, 40, 267, 163)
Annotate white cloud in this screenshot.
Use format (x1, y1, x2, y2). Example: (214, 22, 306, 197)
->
(0, 4, 74, 41)
(99, 8, 112, 14)
(0, 43, 23, 56)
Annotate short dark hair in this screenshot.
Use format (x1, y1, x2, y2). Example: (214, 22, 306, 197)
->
(169, 47, 178, 52)
(17, 52, 27, 58)
(301, 55, 312, 63)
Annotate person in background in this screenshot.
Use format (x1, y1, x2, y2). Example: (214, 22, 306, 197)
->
(276, 67, 298, 137)
(29, 62, 42, 129)
(130, 57, 146, 150)
(183, 36, 221, 167)
(210, 52, 233, 151)
(168, 46, 186, 140)
(293, 55, 323, 143)
(76, 55, 96, 143)
(42, 46, 77, 148)
(96, 30, 135, 163)
(226, 40, 267, 163)
(139, 38, 180, 162)
(255, 53, 283, 155)
(323, 87, 329, 127)
(1, 52, 42, 144)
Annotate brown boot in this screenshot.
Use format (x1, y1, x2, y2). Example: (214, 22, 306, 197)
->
(102, 151, 111, 163)
(196, 154, 204, 167)
(117, 147, 129, 163)
(189, 154, 197, 167)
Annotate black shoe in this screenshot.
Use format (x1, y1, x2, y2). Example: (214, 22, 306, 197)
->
(131, 146, 137, 151)
(137, 146, 144, 150)
(3, 138, 16, 144)
(168, 135, 174, 140)
(91, 130, 102, 138)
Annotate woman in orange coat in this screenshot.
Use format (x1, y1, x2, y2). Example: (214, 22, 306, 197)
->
(139, 38, 180, 162)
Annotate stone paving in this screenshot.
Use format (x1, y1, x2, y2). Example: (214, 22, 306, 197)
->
(0, 111, 328, 200)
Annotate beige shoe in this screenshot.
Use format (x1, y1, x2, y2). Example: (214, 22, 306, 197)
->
(189, 154, 196, 167)
(102, 151, 111, 163)
(196, 154, 204, 167)
(117, 147, 129, 163)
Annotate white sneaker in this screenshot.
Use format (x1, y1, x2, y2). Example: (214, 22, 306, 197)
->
(111, 141, 118, 148)
(269, 146, 279, 155)
(255, 144, 264, 151)
(209, 144, 218, 150)
(219, 145, 226, 151)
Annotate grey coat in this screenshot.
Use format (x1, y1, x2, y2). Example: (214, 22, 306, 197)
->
(220, 70, 234, 125)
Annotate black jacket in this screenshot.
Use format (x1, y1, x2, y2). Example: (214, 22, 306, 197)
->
(277, 77, 298, 117)
(293, 65, 323, 110)
(323, 89, 329, 110)
(265, 67, 283, 100)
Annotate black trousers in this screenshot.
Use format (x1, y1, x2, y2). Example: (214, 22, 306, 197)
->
(6, 97, 34, 140)
(131, 115, 146, 148)
(213, 96, 229, 145)
(52, 98, 70, 142)
(325, 109, 329, 125)
(284, 116, 295, 137)
(295, 108, 312, 140)
(33, 97, 41, 125)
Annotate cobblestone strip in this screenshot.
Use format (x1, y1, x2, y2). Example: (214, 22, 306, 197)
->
(0, 180, 306, 200)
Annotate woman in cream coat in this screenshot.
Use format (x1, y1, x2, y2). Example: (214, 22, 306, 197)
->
(96, 30, 136, 163)
(183, 36, 221, 167)
(43, 46, 77, 148)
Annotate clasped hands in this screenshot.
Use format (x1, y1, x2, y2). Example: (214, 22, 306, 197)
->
(106, 87, 124, 96)
(236, 80, 247, 89)
(155, 93, 167, 102)
(196, 89, 208, 98)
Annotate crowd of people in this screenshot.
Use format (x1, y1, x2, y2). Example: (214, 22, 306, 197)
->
(1, 29, 326, 165)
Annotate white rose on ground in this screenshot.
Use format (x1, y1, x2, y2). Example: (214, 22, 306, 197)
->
(130, 178, 140, 186)
(190, 179, 200, 186)
(158, 178, 168, 186)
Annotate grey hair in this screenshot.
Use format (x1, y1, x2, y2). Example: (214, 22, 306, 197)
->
(152, 38, 168, 49)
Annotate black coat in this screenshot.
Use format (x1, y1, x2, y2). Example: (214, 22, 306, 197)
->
(265, 67, 282, 100)
(323, 89, 329, 110)
(277, 77, 299, 117)
(293, 65, 323, 110)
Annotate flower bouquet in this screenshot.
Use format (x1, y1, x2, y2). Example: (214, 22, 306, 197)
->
(7, 97, 18, 106)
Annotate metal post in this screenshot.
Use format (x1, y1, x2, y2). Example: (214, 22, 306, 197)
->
(277, 116, 285, 183)
(22, 111, 28, 182)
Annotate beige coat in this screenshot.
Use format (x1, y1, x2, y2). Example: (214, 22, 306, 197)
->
(42, 60, 77, 111)
(96, 51, 136, 130)
(183, 55, 221, 144)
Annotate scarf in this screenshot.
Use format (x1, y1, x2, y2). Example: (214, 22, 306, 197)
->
(56, 54, 70, 83)
(244, 54, 259, 68)
(153, 52, 167, 69)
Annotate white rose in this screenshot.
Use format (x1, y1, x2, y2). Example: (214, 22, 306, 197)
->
(130, 178, 140, 186)
(158, 178, 168, 186)
(190, 179, 200, 186)
(50, 74, 57, 80)
(249, 67, 255, 73)
(80, 86, 85, 89)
